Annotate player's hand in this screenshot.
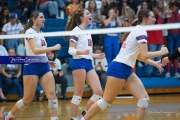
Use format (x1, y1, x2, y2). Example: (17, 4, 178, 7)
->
(155, 60, 164, 74)
(160, 46, 169, 55)
(162, 57, 170, 65)
(98, 53, 105, 59)
(53, 44, 61, 50)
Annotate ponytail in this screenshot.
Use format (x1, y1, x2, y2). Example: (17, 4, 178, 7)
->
(66, 13, 78, 31)
(24, 19, 33, 32)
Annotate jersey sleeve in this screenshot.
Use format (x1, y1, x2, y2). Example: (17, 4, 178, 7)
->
(25, 29, 35, 41)
(135, 27, 147, 43)
(69, 27, 79, 43)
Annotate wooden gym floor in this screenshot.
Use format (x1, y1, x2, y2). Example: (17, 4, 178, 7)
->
(0, 94, 180, 120)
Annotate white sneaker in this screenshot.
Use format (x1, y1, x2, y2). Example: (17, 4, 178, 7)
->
(165, 72, 170, 78)
(174, 72, 180, 78)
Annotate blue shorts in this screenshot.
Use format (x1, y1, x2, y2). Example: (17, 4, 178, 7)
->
(23, 62, 50, 78)
(71, 58, 93, 72)
(107, 61, 132, 80)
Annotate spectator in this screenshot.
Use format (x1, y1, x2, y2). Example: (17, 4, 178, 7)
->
(17, 39, 25, 56)
(1, 13, 24, 52)
(127, 0, 141, 17)
(165, 1, 180, 78)
(145, 6, 164, 77)
(47, 51, 69, 100)
(1, 48, 23, 100)
(18, 0, 33, 21)
(87, 0, 101, 46)
(157, 0, 169, 46)
(0, 6, 9, 33)
(121, 6, 136, 27)
(141, 0, 148, 9)
(35, 0, 59, 18)
(103, 8, 121, 65)
(54, 0, 66, 11)
(65, 0, 81, 23)
(93, 47, 108, 89)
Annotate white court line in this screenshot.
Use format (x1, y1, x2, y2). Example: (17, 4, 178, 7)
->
(115, 96, 134, 99)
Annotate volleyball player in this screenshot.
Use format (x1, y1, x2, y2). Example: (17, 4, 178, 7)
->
(2, 11, 60, 120)
(80, 9, 169, 120)
(162, 47, 180, 65)
(66, 9, 105, 120)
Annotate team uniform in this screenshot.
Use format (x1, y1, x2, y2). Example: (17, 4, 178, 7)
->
(70, 26, 94, 72)
(107, 25, 148, 79)
(23, 28, 50, 77)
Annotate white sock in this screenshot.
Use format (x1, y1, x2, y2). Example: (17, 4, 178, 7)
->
(51, 116, 58, 120)
(71, 117, 78, 120)
(8, 111, 14, 118)
(81, 116, 85, 120)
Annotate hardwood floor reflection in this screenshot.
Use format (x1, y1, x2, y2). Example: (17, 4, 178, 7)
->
(0, 94, 180, 120)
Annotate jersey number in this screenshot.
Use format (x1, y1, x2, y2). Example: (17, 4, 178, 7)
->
(41, 40, 46, 46)
(88, 39, 92, 46)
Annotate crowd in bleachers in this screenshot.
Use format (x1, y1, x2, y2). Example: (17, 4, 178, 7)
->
(0, 0, 180, 101)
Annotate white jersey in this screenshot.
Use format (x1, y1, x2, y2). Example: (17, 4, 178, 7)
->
(2, 22, 24, 35)
(24, 28, 48, 61)
(114, 25, 147, 67)
(70, 26, 93, 60)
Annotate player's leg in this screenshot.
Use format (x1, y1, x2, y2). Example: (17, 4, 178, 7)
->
(2, 75, 39, 120)
(40, 71, 58, 120)
(82, 76, 125, 120)
(124, 73, 149, 120)
(83, 69, 103, 114)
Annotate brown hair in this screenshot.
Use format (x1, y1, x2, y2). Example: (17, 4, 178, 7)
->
(66, 9, 85, 31)
(24, 11, 41, 32)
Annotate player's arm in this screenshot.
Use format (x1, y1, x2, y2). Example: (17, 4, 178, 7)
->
(137, 54, 164, 73)
(28, 38, 60, 54)
(168, 47, 180, 61)
(68, 41, 89, 56)
(138, 42, 168, 61)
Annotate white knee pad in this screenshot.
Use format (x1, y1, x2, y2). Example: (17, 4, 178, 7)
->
(16, 99, 28, 111)
(137, 98, 149, 108)
(71, 95, 82, 105)
(97, 99, 110, 110)
(90, 94, 102, 102)
(48, 98, 58, 110)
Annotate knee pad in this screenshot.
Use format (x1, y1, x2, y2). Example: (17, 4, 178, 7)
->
(97, 99, 110, 110)
(90, 94, 102, 102)
(16, 99, 28, 111)
(71, 95, 82, 105)
(137, 98, 149, 108)
(48, 98, 58, 110)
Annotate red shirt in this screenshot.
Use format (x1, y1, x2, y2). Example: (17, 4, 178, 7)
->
(167, 11, 180, 34)
(147, 16, 164, 44)
(39, 0, 49, 4)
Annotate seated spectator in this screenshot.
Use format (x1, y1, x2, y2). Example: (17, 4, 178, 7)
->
(17, 39, 25, 56)
(1, 48, 23, 100)
(0, 6, 9, 33)
(1, 13, 24, 51)
(93, 47, 108, 89)
(36, 0, 59, 18)
(54, 0, 66, 11)
(47, 51, 69, 100)
(18, 0, 33, 21)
